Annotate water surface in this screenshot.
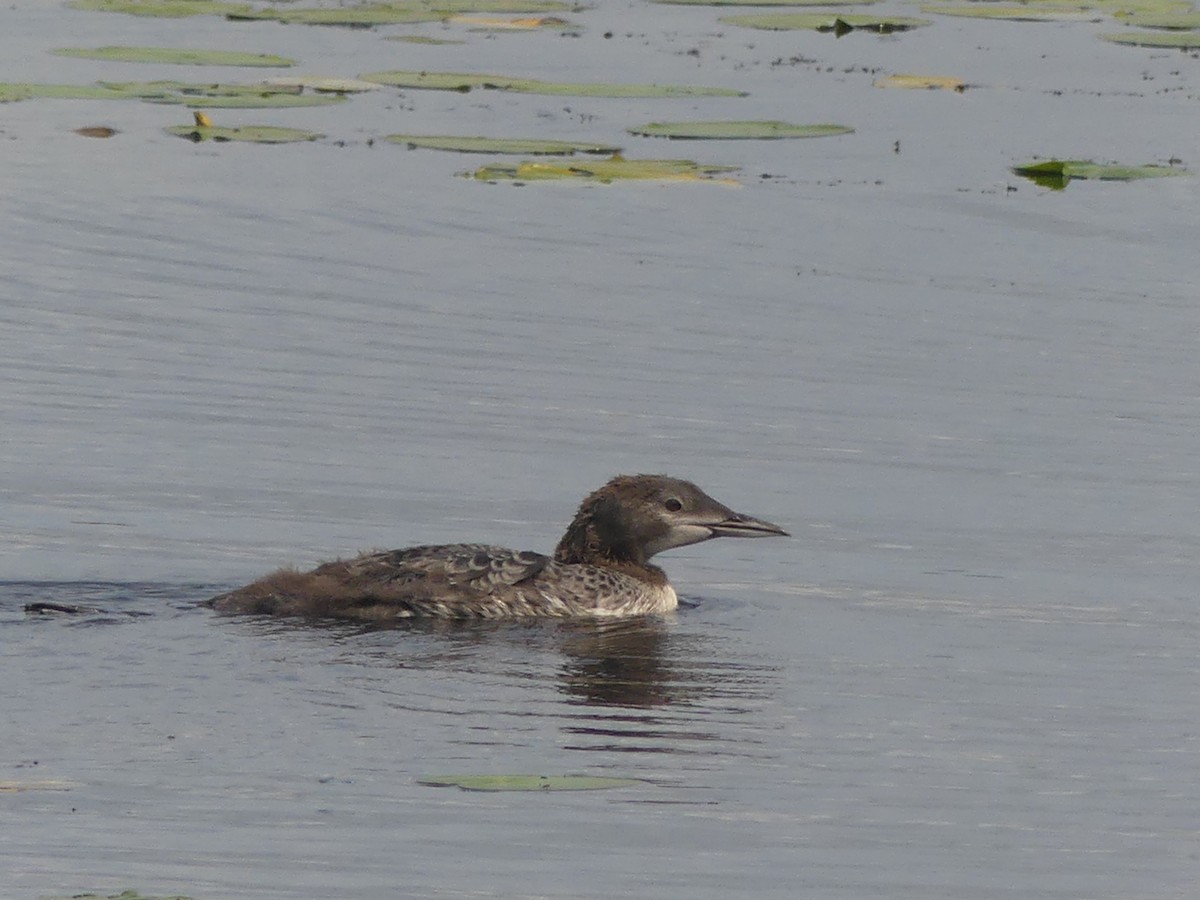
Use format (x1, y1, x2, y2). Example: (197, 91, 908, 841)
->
(2, 2, 1198, 897)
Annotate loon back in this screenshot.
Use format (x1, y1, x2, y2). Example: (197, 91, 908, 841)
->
(208, 474, 787, 620)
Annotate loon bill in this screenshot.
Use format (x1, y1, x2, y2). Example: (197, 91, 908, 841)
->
(208, 474, 787, 620)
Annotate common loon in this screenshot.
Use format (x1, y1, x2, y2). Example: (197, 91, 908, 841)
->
(208, 475, 787, 621)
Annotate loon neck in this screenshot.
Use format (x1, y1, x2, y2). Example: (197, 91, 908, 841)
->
(553, 515, 647, 566)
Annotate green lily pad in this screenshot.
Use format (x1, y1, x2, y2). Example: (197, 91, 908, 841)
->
(1012, 158, 1187, 189)
(418, 774, 644, 791)
(1100, 29, 1200, 46)
(69, 0, 250, 15)
(0, 82, 144, 102)
(721, 12, 932, 32)
(361, 70, 746, 97)
(165, 124, 325, 143)
(1121, 11, 1200, 27)
(386, 134, 621, 154)
(170, 92, 347, 107)
(656, 0, 874, 4)
(41, 893, 194, 900)
(227, 0, 574, 25)
(472, 156, 739, 183)
(227, 7, 446, 24)
(53, 46, 296, 67)
(263, 76, 382, 93)
(93, 79, 349, 107)
(921, 4, 1099, 21)
(1084, 0, 1194, 13)
(629, 120, 853, 140)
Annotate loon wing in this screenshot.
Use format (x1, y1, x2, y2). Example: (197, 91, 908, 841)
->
(207, 543, 550, 618)
(321, 543, 549, 594)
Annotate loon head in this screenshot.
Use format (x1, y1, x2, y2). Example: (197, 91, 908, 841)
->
(553, 474, 788, 566)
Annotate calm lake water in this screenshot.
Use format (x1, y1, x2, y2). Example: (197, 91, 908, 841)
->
(2, 2, 1198, 898)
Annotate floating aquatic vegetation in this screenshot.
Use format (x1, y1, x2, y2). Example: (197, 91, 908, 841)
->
(53, 46, 296, 66)
(0, 78, 349, 107)
(874, 74, 967, 90)
(0, 779, 76, 792)
(920, 4, 1098, 21)
(656, 0, 874, 5)
(386, 134, 621, 154)
(166, 121, 325, 143)
(0, 82, 141, 102)
(41, 892, 194, 900)
(263, 76, 382, 93)
(1083, 0, 1194, 14)
(75, 125, 120, 137)
(471, 156, 740, 183)
(446, 14, 575, 29)
(387, 34, 466, 43)
(629, 120, 853, 139)
(227, 7, 446, 24)
(227, 0, 576, 26)
(107, 80, 350, 107)
(418, 774, 644, 791)
(69, 0, 250, 15)
(361, 70, 747, 97)
(1121, 10, 1200, 27)
(168, 92, 347, 107)
(1100, 29, 1200, 46)
(1012, 158, 1187, 189)
(721, 12, 932, 33)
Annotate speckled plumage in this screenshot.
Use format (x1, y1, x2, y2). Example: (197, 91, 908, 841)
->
(208, 475, 786, 621)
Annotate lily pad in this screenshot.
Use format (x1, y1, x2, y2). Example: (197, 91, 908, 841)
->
(165, 123, 325, 143)
(227, 7, 446, 25)
(874, 73, 967, 90)
(1121, 11, 1200, 27)
(361, 70, 746, 97)
(1100, 29, 1200, 46)
(171, 93, 347, 107)
(0, 82, 142, 102)
(471, 156, 740, 183)
(69, 0, 250, 15)
(228, 0, 575, 25)
(53, 46, 296, 67)
(721, 12, 932, 32)
(418, 774, 644, 791)
(1083, 0, 1194, 13)
(629, 119, 853, 140)
(921, 4, 1099, 21)
(657, 0, 874, 4)
(264, 76, 382, 93)
(41, 893, 194, 900)
(386, 134, 621, 154)
(109, 80, 350, 107)
(1012, 158, 1187, 189)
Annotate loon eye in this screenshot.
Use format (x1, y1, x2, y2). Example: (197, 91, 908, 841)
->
(664, 497, 683, 512)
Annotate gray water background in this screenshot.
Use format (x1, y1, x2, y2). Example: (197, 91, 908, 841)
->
(2, 2, 1198, 897)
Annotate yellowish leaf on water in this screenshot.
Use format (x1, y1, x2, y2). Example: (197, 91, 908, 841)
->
(447, 15, 572, 29)
(471, 155, 740, 184)
(193, 110, 213, 127)
(874, 74, 966, 91)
